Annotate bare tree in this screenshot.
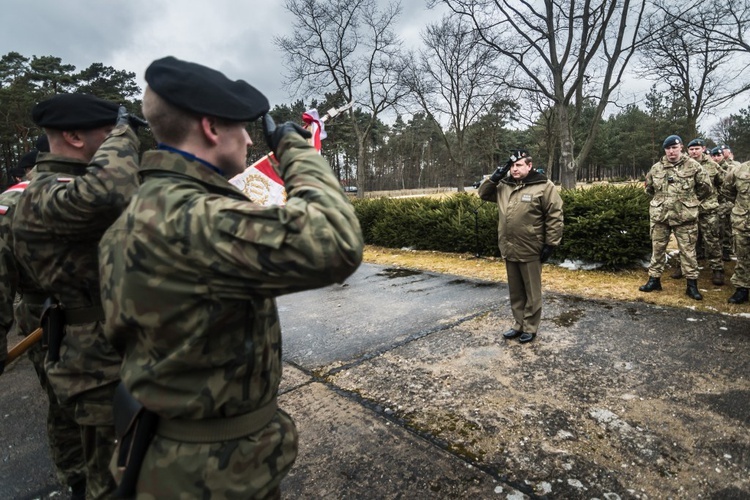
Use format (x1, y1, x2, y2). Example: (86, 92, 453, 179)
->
(277, 0, 407, 197)
(641, 2, 750, 139)
(400, 15, 501, 191)
(432, 0, 649, 189)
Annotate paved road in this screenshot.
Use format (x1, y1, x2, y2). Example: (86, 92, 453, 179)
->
(2, 263, 749, 499)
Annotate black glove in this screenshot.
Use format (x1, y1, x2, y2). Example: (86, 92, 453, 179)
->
(262, 114, 312, 156)
(0, 359, 5, 376)
(116, 106, 148, 132)
(540, 244, 555, 263)
(489, 160, 511, 183)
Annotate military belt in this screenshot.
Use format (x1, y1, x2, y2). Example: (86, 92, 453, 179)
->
(20, 291, 47, 306)
(157, 398, 278, 443)
(65, 304, 105, 324)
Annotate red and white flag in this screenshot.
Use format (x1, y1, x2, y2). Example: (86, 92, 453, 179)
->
(230, 103, 351, 207)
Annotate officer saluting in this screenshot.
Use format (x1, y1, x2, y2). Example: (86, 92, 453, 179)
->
(11, 93, 143, 499)
(99, 56, 363, 498)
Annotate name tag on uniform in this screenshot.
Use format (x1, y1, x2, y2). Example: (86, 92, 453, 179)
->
(521, 194, 532, 202)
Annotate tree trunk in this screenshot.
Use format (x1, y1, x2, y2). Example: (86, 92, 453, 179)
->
(557, 105, 577, 189)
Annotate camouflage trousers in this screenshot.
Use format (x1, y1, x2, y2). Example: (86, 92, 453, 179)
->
(675, 210, 723, 271)
(731, 230, 750, 288)
(111, 409, 298, 499)
(72, 384, 118, 499)
(720, 212, 733, 254)
(26, 342, 86, 490)
(648, 220, 699, 279)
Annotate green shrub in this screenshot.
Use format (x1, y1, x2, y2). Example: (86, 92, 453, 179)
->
(557, 185, 651, 269)
(352, 185, 651, 270)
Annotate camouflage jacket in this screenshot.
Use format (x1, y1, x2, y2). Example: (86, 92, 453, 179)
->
(478, 170, 564, 262)
(99, 133, 363, 420)
(11, 124, 140, 403)
(720, 161, 750, 233)
(696, 154, 722, 212)
(645, 153, 713, 225)
(0, 181, 41, 363)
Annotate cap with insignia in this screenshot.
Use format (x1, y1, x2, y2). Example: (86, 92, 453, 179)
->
(508, 149, 529, 162)
(662, 135, 682, 149)
(145, 56, 270, 122)
(32, 93, 119, 130)
(687, 138, 705, 148)
(710, 147, 723, 156)
(721, 144, 731, 152)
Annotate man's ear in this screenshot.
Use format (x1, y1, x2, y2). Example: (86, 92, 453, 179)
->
(200, 117, 220, 145)
(61, 130, 85, 149)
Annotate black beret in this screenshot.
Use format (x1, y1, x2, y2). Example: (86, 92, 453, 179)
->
(509, 149, 530, 163)
(662, 135, 682, 149)
(710, 147, 723, 155)
(9, 167, 27, 179)
(32, 93, 119, 130)
(721, 144, 731, 152)
(145, 56, 269, 122)
(35, 134, 49, 152)
(687, 138, 705, 148)
(17, 149, 39, 170)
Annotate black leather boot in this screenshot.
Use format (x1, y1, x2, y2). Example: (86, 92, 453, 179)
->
(728, 287, 749, 304)
(639, 276, 662, 292)
(686, 279, 703, 300)
(711, 270, 725, 286)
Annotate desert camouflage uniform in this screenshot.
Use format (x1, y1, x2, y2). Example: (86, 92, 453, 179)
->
(0, 177, 86, 492)
(12, 124, 140, 499)
(644, 153, 713, 279)
(99, 132, 363, 498)
(718, 158, 741, 257)
(720, 161, 750, 288)
(691, 155, 723, 270)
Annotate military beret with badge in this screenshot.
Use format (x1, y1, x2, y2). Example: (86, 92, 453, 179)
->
(662, 135, 682, 149)
(145, 56, 270, 122)
(710, 147, 723, 156)
(687, 138, 705, 148)
(32, 93, 119, 130)
(490, 148, 530, 183)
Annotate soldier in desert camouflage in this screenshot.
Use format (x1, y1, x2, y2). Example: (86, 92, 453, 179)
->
(639, 135, 713, 300)
(99, 56, 363, 499)
(721, 160, 750, 304)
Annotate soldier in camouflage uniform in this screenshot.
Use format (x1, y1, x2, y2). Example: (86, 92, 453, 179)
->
(717, 145, 742, 261)
(11, 94, 143, 499)
(639, 135, 713, 300)
(0, 150, 87, 498)
(671, 139, 726, 285)
(98, 56, 363, 499)
(720, 160, 750, 304)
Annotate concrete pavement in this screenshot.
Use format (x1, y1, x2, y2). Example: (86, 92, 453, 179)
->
(1, 263, 749, 499)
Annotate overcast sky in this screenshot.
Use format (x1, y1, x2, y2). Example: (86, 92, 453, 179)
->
(0, 0, 443, 109)
(0, 1, 738, 135)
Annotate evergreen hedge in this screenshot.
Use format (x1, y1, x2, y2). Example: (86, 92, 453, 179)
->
(352, 184, 652, 270)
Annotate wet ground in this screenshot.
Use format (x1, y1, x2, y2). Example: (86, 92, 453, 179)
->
(1, 263, 749, 499)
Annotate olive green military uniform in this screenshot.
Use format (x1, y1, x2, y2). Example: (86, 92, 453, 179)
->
(12, 124, 141, 499)
(721, 161, 750, 289)
(478, 170, 564, 335)
(99, 132, 363, 498)
(644, 153, 713, 279)
(0, 179, 86, 493)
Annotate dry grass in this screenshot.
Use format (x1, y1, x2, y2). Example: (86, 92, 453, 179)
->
(364, 245, 749, 317)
